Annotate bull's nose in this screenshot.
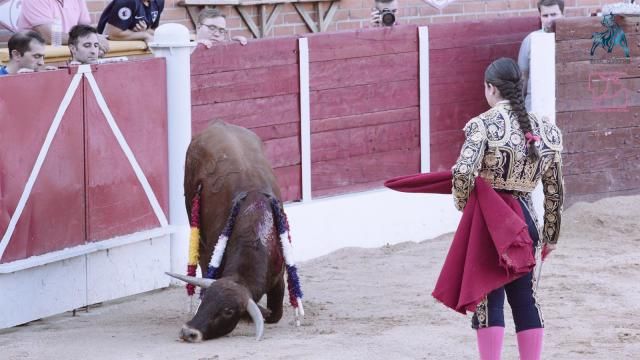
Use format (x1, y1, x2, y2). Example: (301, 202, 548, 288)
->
(180, 325, 203, 342)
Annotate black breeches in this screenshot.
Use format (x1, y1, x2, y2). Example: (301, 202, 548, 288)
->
(472, 198, 544, 332)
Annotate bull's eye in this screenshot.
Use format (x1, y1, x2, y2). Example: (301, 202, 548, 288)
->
(222, 308, 235, 318)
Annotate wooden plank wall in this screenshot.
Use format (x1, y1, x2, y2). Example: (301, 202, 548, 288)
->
(307, 26, 421, 197)
(556, 16, 640, 206)
(428, 17, 539, 172)
(190, 39, 302, 202)
(190, 18, 539, 201)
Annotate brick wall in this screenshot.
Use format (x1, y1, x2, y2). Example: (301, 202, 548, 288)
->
(119, 0, 621, 38)
(0, 0, 622, 45)
(147, 0, 621, 38)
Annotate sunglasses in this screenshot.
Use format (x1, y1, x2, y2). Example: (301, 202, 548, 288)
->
(201, 24, 228, 35)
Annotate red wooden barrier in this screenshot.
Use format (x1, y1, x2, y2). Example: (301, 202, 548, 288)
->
(0, 59, 169, 264)
(189, 18, 539, 200)
(0, 71, 85, 263)
(84, 60, 169, 241)
(191, 39, 302, 201)
(308, 26, 420, 197)
(428, 18, 539, 172)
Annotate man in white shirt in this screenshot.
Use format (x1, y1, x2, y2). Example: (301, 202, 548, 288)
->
(517, 0, 564, 111)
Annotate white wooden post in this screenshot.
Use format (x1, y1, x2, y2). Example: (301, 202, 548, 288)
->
(149, 24, 197, 275)
(298, 37, 312, 202)
(530, 32, 557, 226)
(419, 26, 431, 173)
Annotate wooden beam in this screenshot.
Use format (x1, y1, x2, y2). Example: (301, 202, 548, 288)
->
(177, 1, 201, 29)
(235, 6, 262, 38)
(181, 0, 341, 36)
(321, 1, 339, 32)
(317, 2, 324, 34)
(293, 3, 319, 33)
(264, 4, 283, 37)
(260, 4, 267, 38)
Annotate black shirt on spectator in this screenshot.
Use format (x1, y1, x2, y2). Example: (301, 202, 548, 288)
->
(97, 0, 165, 33)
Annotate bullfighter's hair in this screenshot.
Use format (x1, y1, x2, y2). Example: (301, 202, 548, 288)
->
(205, 192, 248, 279)
(186, 183, 203, 296)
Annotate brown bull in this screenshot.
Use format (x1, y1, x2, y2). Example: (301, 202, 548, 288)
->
(167, 122, 287, 342)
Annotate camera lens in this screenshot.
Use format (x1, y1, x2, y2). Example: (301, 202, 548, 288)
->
(380, 9, 395, 26)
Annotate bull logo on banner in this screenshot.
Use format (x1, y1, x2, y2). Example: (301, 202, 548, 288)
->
(591, 14, 630, 58)
(0, 0, 21, 32)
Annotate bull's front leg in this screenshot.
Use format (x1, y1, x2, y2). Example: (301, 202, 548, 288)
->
(265, 276, 285, 323)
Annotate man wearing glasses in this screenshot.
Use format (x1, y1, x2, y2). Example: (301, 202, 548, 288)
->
(196, 8, 247, 48)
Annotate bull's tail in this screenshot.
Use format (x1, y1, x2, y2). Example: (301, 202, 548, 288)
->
(186, 183, 203, 296)
(268, 197, 305, 321)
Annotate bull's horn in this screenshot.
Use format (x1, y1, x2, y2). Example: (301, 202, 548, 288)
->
(246, 299, 264, 341)
(165, 272, 215, 288)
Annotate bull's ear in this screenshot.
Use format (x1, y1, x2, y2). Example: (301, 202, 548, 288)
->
(165, 272, 216, 288)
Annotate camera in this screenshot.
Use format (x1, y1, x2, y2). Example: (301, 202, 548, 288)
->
(379, 8, 396, 27)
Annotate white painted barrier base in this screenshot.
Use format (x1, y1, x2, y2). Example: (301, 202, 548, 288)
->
(285, 188, 460, 262)
(0, 235, 170, 329)
(1, 188, 460, 329)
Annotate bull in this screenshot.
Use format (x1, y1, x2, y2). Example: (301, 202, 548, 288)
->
(166, 122, 302, 342)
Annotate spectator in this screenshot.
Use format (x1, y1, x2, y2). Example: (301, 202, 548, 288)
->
(196, 8, 247, 48)
(518, 0, 564, 111)
(16, 0, 109, 54)
(370, 0, 399, 27)
(1, 30, 48, 75)
(68, 24, 100, 65)
(97, 0, 165, 44)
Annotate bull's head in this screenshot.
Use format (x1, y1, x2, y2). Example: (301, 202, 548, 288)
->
(165, 272, 264, 342)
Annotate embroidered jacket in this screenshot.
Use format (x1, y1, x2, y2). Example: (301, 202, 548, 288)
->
(452, 101, 564, 245)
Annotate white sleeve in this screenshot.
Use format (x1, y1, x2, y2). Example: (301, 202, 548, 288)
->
(517, 33, 532, 74)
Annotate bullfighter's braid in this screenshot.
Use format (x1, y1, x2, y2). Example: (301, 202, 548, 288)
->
(485, 58, 540, 162)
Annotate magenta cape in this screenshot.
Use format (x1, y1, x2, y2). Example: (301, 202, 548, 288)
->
(384, 171, 536, 314)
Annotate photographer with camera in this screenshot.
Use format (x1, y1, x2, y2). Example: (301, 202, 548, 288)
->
(370, 0, 398, 27)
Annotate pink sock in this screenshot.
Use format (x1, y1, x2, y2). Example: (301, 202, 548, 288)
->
(477, 326, 505, 360)
(516, 328, 544, 360)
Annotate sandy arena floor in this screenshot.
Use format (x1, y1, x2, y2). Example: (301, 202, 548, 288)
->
(1, 195, 639, 359)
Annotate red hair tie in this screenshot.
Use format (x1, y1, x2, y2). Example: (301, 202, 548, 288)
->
(525, 132, 540, 145)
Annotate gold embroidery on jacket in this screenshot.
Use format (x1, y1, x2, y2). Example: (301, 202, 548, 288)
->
(452, 103, 564, 245)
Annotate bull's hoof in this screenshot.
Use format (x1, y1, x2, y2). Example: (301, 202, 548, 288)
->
(180, 325, 203, 343)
